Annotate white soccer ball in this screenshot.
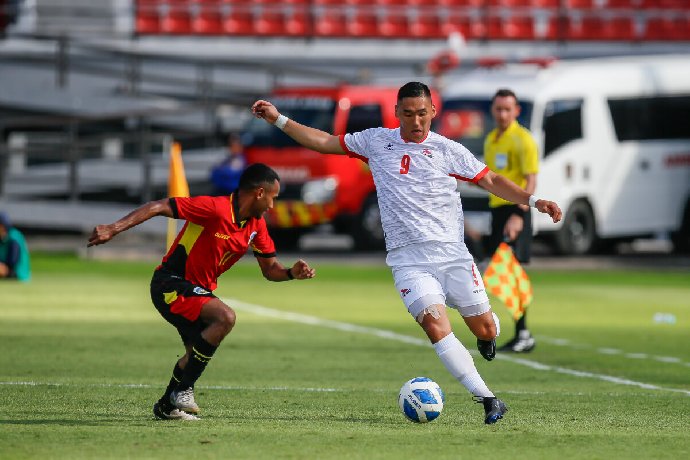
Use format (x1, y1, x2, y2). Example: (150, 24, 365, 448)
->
(398, 377, 445, 423)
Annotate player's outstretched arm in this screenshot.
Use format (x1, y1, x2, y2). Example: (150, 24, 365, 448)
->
(251, 100, 345, 155)
(478, 171, 562, 223)
(87, 199, 174, 247)
(256, 256, 316, 282)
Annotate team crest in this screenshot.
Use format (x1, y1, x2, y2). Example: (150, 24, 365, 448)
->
(421, 148, 433, 158)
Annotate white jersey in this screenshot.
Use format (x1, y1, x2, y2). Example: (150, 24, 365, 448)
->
(341, 127, 488, 252)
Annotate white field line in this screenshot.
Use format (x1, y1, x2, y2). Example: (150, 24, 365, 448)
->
(227, 298, 690, 397)
(538, 336, 690, 368)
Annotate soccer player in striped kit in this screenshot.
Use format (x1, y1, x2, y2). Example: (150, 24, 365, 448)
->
(88, 163, 315, 420)
(252, 82, 561, 424)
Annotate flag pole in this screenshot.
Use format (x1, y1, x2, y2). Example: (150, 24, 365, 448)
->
(167, 142, 190, 250)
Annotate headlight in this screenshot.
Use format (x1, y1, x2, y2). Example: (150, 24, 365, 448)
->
(302, 178, 338, 204)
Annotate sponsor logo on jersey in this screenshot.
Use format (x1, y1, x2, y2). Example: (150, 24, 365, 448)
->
(400, 288, 412, 297)
(215, 232, 231, 240)
(193, 287, 210, 295)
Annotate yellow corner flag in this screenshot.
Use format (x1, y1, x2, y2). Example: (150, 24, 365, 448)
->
(483, 242, 533, 321)
(167, 142, 189, 249)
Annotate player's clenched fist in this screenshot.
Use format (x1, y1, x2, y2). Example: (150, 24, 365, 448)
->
(251, 100, 279, 124)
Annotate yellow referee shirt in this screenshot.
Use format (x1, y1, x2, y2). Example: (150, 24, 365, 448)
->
(484, 120, 539, 208)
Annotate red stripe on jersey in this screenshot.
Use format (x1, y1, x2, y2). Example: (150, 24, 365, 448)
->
(450, 166, 490, 184)
(339, 134, 369, 163)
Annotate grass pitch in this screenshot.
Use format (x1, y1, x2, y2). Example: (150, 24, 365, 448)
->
(1, 253, 688, 459)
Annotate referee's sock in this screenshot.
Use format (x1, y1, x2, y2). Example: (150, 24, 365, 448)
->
(175, 337, 217, 391)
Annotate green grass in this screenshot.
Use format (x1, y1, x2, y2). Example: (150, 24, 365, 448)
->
(1, 253, 689, 459)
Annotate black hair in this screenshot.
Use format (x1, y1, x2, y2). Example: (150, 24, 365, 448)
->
(397, 82, 432, 103)
(238, 163, 280, 191)
(492, 88, 519, 104)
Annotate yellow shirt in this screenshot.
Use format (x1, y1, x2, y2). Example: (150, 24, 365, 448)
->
(484, 120, 539, 208)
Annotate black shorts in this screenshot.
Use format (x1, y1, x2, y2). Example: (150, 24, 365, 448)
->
(488, 205, 532, 264)
(150, 270, 216, 345)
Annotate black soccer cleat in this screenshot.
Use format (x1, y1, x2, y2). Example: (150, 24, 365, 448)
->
(477, 397, 508, 425)
(477, 338, 496, 361)
(153, 401, 200, 421)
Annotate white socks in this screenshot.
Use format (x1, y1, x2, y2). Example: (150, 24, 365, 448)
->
(433, 332, 494, 398)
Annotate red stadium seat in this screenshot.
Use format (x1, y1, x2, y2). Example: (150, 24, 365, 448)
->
(438, 0, 484, 7)
(606, 16, 636, 40)
(348, 11, 379, 37)
(643, 17, 687, 40)
(488, 15, 535, 39)
(640, 0, 688, 8)
(135, 1, 161, 35)
(313, 8, 348, 36)
(605, 0, 636, 8)
(409, 13, 445, 39)
(192, 9, 223, 35)
(255, 9, 287, 36)
(284, 9, 311, 36)
(488, 0, 533, 7)
(564, 0, 595, 8)
(161, 6, 192, 34)
(531, 0, 560, 7)
(442, 13, 487, 40)
(378, 10, 410, 38)
(223, 7, 254, 35)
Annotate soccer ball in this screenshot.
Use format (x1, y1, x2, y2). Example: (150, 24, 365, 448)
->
(398, 377, 445, 423)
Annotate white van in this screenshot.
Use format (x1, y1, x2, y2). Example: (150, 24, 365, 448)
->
(440, 55, 690, 255)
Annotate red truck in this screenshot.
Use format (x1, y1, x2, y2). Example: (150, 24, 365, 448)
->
(243, 85, 406, 249)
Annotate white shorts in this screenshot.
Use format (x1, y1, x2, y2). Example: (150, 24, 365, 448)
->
(389, 242, 490, 319)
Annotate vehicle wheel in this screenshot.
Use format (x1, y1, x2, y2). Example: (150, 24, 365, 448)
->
(352, 194, 385, 250)
(554, 200, 598, 255)
(270, 228, 302, 251)
(671, 199, 690, 254)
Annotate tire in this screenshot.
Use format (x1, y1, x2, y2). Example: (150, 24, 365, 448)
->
(270, 228, 302, 251)
(554, 200, 598, 255)
(671, 199, 690, 254)
(352, 194, 385, 250)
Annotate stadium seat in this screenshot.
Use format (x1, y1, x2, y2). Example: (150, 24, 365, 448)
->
(544, 15, 568, 40)
(487, 0, 533, 7)
(643, 17, 686, 40)
(348, 10, 379, 37)
(409, 13, 445, 39)
(488, 15, 535, 39)
(313, 8, 348, 36)
(605, 0, 636, 8)
(378, 10, 410, 38)
(284, 9, 311, 36)
(254, 9, 287, 36)
(531, 0, 560, 7)
(563, 0, 595, 8)
(161, 6, 193, 34)
(223, 7, 254, 35)
(135, 1, 162, 35)
(192, 9, 224, 35)
(438, 0, 484, 7)
(606, 16, 636, 40)
(441, 13, 485, 40)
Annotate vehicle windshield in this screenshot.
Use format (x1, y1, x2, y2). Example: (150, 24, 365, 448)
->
(244, 97, 336, 148)
(436, 98, 533, 158)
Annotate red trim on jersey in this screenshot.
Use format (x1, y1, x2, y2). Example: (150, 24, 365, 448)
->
(339, 134, 369, 163)
(169, 294, 212, 321)
(450, 166, 490, 184)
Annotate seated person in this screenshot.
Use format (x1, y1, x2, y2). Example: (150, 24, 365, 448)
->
(0, 212, 31, 282)
(210, 134, 246, 195)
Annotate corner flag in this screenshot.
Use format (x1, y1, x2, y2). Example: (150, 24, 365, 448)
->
(167, 142, 189, 249)
(483, 242, 533, 321)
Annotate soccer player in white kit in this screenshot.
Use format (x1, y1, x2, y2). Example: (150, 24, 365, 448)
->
(252, 82, 562, 425)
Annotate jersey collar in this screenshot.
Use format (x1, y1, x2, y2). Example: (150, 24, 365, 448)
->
(398, 127, 430, 144)
(229, 192, 248, 228)
(493, 120, 519, 142)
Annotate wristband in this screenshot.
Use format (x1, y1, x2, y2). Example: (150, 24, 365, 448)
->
(286, 268, 294, 280)
(274, 114, 289, 130)
(528, 195, 539, 208)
